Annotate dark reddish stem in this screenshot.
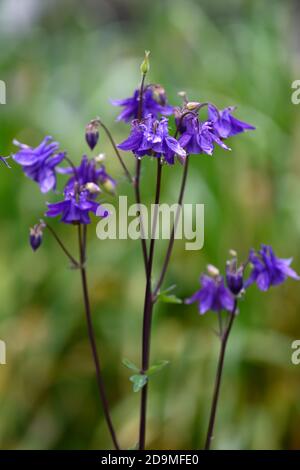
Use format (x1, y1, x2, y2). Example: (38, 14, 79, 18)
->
(204, 300, 237, 450)
(98, 120, 133, 184)
(153, 155, 190, 298)
(139, 159, 162, 450)
(78, 224, 120, 450)
(134, 158, 148, 273)
(134, 71, 149, 274)
(45, 222, 79, 268)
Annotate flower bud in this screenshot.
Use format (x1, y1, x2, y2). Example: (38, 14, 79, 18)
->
(186, 101, 201, 111)
(140, 50, 150, 75)
(226, 256, 244, 295)
(152, 84, 167, 105)
(85, 120, 100, 150)
(29, 221, 45, 251)
(102, 178, 116, 195)
(85, 182, 101, 195)
(207, 264, 220, 277)
(94, 153, 106, 163)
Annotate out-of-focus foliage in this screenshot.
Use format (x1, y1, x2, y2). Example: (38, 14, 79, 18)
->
(0, 0, 300, 450)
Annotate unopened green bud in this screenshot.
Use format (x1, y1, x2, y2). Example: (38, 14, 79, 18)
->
(102, 178, 116, 195)
(140, 50, 150, 75)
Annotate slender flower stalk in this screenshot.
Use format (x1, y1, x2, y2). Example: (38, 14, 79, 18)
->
(40, 219, 120, 449)
(134, 157, 148, 273)
(77, 224, 120, 450)
(153, 155, 190, 298)
(204, 300, 237, 450)
(97, 119, 133, 184)
(139, 158, 162, 450)
(45, 222, 79, 268)
(136, 67, 149, 269)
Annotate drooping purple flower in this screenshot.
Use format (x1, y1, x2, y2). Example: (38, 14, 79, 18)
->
(29, 221, 45, 251)
(178, 114, 231, 156)
(112, 85, 173, 122)
(186, 272, 235, 314)
(45, 183, 108, 225)
(208, 104, 255, 139)
(226, 254, 244, 295)
(85, 120, 99, 150)
(118, 115, 186, 164)
(245, 245, 300, 291)
(60, 155, 116, 195)
(12, 136, 65, 193)
(0, 156, 11, 168)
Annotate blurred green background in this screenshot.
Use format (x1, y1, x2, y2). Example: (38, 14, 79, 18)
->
(0, 0, 300, 450)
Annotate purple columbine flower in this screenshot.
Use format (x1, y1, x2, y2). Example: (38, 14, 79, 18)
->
(12, 136, 65, 193)
(45, 182, 108, 225)
(61, 155, 116, 195)
(178, 114, 230, 156)
(226, 253, 244, 295)
(85, 121, 99, 150)
(111, 85, 173, 122)
(118, 114, 186, 164)
(208, 104, 255, 139)
(245, 244, 300, 291)
(185, 268, 235, 314)
(29, 221, 46, 251)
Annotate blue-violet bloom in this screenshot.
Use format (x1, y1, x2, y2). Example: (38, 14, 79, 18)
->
(112, 85, 173, 122)
(208, 104, 255, 139)
(46, 183, 108, 224)
(118, 115, 186, 164)
(245, 244, 300, 291)
(12, 136, 65, 193)
(178, 114, 230, 156)
(186, 272, 235, 314)
(61, 155, 116, 195)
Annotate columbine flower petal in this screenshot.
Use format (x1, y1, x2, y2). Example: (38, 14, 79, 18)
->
(118, 115, 185, 165)
(12, 136, 64, 193)
(112, 86, 173, 122)
(246, 245, 300, 291)
(62, 155, 116, 197)
(208, 104, 255, 138)
(178, 115, 230, 156)
(186, 274, 234, 314)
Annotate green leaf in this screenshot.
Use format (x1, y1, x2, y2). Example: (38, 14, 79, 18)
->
(159, 284, 176, 295)
(122, 358, 139, 373)
(130, 374, 148, 392)
(147, 360, 170, 376)
(157, 294, 182, 304)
